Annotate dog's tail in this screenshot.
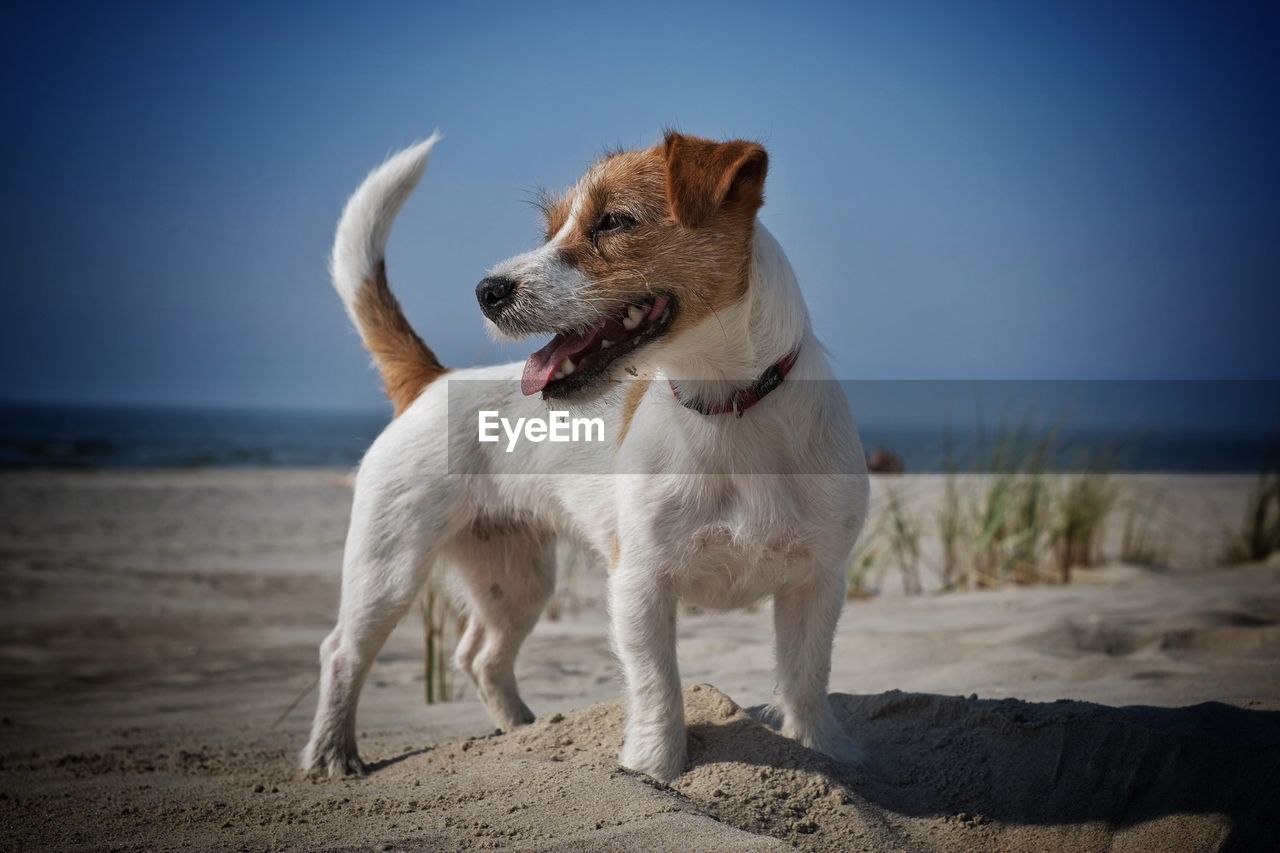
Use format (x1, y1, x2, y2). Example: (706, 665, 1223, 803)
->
(330, 134, 446, 415)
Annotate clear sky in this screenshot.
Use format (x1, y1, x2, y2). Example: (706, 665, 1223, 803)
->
(3, 1, 1278, 411)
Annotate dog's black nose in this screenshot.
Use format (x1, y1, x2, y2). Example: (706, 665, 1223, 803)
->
(476, 276, 517, 317)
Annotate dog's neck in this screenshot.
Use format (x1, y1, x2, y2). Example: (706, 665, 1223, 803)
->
(659, 222, 811, 406)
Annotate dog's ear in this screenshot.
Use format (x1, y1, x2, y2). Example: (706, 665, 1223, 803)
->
(663, 132, 768, 229)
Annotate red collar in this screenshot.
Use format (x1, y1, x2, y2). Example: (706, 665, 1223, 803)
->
(668, 348, 801, 418)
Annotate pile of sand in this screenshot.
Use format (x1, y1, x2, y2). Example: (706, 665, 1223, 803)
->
(412, 683, 1280, 851)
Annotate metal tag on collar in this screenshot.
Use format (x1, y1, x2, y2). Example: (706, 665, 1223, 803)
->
(756, 364, 784, 397)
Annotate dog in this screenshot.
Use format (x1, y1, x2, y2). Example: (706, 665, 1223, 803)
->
(301, 131, 870, 782)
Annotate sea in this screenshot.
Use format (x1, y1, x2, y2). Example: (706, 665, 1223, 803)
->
(2, 381, 1276, 472)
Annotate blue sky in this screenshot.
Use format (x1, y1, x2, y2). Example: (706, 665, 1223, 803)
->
(3, 1, 1278, 410)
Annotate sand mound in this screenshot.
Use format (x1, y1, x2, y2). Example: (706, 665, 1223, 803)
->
(291, 682, 1276, 851)
(426, 683, 1276, 851)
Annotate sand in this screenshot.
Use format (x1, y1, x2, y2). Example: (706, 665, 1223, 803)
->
(2, 469, 1278, 851)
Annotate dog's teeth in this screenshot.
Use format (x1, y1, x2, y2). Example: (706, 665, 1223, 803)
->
(560, 357, 576, 375)
(601, 339, 613, 349)
(622, 305, 644, 331)
(553, 370, 564, 380)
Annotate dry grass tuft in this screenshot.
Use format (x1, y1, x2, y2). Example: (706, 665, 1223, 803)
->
(1119, 486, 1168, 567)
(1052, 472, 1116, 582)
(420, 581, 460, 704)
(1220, 469, 1280, 565)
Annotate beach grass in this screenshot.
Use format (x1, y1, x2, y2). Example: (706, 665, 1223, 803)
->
(1119, 486, 1167, 567)
(1219, 469, 1280, 565)
(1052, 471, 1116, 582)
(938, 469, 966, 591)
(420, 582, 458, 704)
(884, 484, 924, 595)
(888, 419, 1135, 596)
(847, 508, 886, 599)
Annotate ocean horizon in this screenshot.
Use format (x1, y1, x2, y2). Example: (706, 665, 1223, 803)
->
(4, 381, 1276, 473)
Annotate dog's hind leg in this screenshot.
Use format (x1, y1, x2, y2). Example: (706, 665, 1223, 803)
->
(300, 465, 446, 778)
(772, 567, 868, 767)
(446, 525, 556, 731)
(452, 610, 485, 687)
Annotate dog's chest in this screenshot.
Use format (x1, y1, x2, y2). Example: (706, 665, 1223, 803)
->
(674, 521, 821, 609)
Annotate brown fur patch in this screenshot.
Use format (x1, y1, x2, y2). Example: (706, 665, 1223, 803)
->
(615, 378, 651, 447)
(663, 133, 767, 229)
(353, 261, 447, 415)
(537, 190, 572, 242)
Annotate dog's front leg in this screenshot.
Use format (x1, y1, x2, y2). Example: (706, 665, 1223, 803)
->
(609, 564, 686, 782)
(772, 568, 868, 767)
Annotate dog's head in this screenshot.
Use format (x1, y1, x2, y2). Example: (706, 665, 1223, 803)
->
(477, 132, 768, 401)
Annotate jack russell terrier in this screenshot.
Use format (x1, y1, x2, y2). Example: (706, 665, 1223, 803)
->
(301, 131, 870, 782)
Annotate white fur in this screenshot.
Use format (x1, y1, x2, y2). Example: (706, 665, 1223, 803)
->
(301, 140, 870, 782)
(330, 133, 442, 329)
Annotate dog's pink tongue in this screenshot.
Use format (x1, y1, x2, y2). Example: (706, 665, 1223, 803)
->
(520, 329, 598, 396)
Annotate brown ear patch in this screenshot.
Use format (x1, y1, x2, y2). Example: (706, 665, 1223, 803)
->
(663, 132, 768, 228)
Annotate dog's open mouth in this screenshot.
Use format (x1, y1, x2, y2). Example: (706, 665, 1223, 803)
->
(520, 295, 675, 397)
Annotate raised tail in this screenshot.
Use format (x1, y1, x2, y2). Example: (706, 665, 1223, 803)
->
(330, 134, 446, 415)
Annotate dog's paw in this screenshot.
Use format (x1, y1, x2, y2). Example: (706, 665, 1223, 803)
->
(300, 740, 366, 779)
(748, 702, 785, 730)
(619, 733, 688, 783)
(504, 701, 536, 729)
(811, 729, 870, 768)
(786, 719, 870, 768)
(483, 694, 536, 732)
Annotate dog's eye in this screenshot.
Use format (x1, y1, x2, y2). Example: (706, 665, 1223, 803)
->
(591, 212, 635, 247)
(596, 212, 631, 232)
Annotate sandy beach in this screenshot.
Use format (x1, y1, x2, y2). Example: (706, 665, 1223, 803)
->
(2, 469, 1278, 851)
